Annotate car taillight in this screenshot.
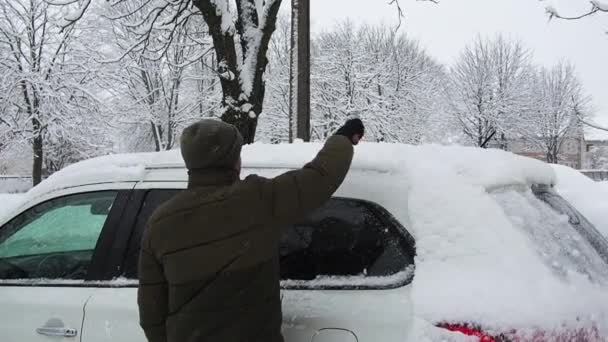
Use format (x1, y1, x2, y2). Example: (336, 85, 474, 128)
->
(438, 323, 497, 342)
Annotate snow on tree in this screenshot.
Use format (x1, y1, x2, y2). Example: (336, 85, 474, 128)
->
(542, 0, 608, 21)
(309, 22, 446, 143)
(60, 0, 282, 143)
(517, 62, 589, 164)
(447, 35, 532, 148)
(196, 0, 282, 143)
(0, 0, 110, 185)
(105, 0, 220, 152)
(256, 14, 291, 143)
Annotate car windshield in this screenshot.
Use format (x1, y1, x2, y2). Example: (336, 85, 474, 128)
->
(492, 186, 608, 285)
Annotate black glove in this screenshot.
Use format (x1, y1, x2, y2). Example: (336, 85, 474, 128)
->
(335, 119, 365, 145)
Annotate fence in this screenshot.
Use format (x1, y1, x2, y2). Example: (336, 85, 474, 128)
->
(0, 176, 32, 194)
(581, 170, 608, 182)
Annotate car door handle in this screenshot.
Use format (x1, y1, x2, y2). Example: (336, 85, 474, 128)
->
(36, 327, 78, 337)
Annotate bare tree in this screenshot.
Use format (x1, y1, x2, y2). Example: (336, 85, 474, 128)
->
(518, 63, 589, 164)
(448, 35, 532, 148)
(107, 0, 217, 152)
(257, 14, 291, 143)
(307, 22, 445, 143)
(60, 0, 282, 143)
(0, 0, 107, 185)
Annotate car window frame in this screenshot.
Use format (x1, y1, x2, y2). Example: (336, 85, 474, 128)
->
(108, 187, 416, 291)
(0, 188, 132, 286)
(279, 196, 416, 291)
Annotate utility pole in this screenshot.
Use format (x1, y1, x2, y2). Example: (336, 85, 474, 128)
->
(289, 0, 311, 142)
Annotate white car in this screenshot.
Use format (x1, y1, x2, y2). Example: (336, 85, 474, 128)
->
(0, 142, 607, 342)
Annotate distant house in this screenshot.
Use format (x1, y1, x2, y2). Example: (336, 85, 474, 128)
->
(584, 139, 608, 154)
(488, 127, 586, 169)
(582, 118, 608, 170)
(506, 136, 585, 169)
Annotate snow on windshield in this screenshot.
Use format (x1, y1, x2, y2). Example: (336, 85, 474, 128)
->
(552, 164, 608, 238)
(492, 188, 608, 285)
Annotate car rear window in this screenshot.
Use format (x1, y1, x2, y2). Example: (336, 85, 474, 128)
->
(123, 190, 415, 288)
(492, 187, 608, 284)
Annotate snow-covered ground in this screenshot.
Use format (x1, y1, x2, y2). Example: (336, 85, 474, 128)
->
(552, 165, 608, 238)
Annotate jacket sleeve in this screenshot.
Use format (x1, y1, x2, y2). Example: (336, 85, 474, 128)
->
(137, 232, 168, 342)
(255, 135, 354, 223)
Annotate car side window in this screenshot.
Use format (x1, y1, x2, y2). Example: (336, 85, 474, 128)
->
(121, 191, 415, 288)
(279, 198, 415, 284)
(0, 191, 118, 280)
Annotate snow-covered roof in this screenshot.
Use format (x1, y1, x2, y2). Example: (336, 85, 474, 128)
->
(25, 142, 555, 201)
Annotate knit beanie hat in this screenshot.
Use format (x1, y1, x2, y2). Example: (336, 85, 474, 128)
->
(180, 119, 244, 170)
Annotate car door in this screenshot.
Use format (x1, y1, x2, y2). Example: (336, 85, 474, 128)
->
(0, 187, 130, 342)
(81, 187, 182, 342)
(279, 197, 416, 342)
(82, 188, 416, 342)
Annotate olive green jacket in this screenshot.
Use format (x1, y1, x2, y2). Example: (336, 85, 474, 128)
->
(138, 135, 354, 342)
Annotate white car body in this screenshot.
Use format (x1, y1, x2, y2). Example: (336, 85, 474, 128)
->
(1, 142, 607, 342)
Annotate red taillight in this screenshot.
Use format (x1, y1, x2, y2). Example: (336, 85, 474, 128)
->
(438, 323, 497, 342)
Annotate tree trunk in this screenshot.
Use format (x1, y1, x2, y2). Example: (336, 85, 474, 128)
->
(196, 0, 281, 144)
(32, 118, 43, 186)
(151, 122, 162, 152)
(222, 107, 258, 144)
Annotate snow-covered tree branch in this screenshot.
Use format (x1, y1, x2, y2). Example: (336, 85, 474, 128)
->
(447, 35, 532, 148)
(542, 0, 608, 21)
(0, 0, 110, 185)
(105, 0, 217, 152)
(516, 62, 589, 164)
(258, 21, 447, 144)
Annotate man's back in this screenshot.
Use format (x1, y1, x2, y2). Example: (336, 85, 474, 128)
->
(138, 125, 360, 342)
(141, 175, 285, 342)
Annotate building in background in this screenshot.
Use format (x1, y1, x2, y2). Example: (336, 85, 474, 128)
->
(507, 135, 585, 169)
(489, 127, 586, 169)
(583, 126, 608, 171)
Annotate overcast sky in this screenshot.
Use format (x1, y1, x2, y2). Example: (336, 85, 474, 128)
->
(305, 0, 608, 133)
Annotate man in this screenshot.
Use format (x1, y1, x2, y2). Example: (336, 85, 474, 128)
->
(138, 118, 364, 342)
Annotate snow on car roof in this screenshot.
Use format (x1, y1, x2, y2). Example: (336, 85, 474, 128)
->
(24, 141, 555, 201)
